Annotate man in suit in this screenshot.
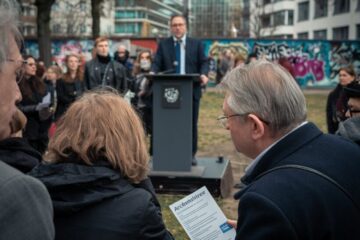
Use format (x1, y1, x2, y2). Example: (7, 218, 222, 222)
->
(0, 0, 54, 239)
(219, 60, 360, 239)
(84, 37, 128, 93)
(152, 14, 209, 165)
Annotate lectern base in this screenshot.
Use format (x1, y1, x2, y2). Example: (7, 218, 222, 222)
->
(149, 157, 233, 198)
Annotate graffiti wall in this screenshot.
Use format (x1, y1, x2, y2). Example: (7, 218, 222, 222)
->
(25, 38, 359, 88)
(203, 39, 360, 88)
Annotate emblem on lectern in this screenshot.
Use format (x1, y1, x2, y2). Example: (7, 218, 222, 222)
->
(164, 87, 179, 103)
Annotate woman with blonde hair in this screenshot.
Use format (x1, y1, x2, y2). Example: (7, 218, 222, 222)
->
(29, 89, 173, 240)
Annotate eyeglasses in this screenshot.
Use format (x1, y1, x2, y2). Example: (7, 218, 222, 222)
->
(217, 113, 270, 128)
(6, 59, 28, 84)
(171, 23, 185, 28)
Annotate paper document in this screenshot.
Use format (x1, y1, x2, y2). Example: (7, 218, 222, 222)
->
(42, 92, 51, 105)
(169, 186, 236, 240)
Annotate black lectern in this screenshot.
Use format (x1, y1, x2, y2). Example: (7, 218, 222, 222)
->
(146, 74, 199, 172)
(145, 74, 233, 198)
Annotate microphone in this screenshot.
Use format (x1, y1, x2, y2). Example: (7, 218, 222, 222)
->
(158, 68, 176, 74)
(158, 61, 178, 74)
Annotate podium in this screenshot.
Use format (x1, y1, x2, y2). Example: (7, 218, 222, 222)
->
(145, 74, 233, 197)
(147, 74, 198, 172)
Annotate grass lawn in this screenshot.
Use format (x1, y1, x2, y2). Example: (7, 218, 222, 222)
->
(157, 89, 328, 239)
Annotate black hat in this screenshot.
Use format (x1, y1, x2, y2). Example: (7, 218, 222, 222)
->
(344, 81, 360, 98)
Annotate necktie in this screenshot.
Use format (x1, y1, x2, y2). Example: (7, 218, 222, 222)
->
(175, 40, 181, 74)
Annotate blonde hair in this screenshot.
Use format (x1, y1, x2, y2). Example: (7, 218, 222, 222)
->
(45, 89, 149, 183)
(47, 65, 62, 79)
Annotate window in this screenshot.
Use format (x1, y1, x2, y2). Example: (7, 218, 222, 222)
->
(298, 1, 309, 22)
(80, 0, 86, 11)
(115, 0, 135, 7)
(356, 24, 360, 39)
(80, 24, 86, 33)
(313, 29, 327, 39)
(333, 0, 350, 14)
(357, 0, 360, 11)
(52, 24, 62, 34)
(67, 25, 75, 34)
(314, 0, 327, 18)
(263, 0, 271, 5)
(115, 10, 144, 19)
(333, 26, 349, 40)
(288, 10, 294, 25)
(115, 23, 141, 34)
(297, 32, 308, 39)
(261, 15, 271, 28)
(274, 11, 285, 26)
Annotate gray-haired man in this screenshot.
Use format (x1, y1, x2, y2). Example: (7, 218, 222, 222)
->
(220, 60, 360, 239)
(0, 0, 54, 239)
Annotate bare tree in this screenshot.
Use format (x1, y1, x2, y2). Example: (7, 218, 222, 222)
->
(91, 0, 103, 39)
(53, 0, 90, 37)
(249, 0, 277, 39)
(34, 0, 56, 66)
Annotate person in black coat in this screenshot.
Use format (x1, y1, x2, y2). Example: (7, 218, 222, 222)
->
(30, 90, 173, 240)
(18, 55, 49, 154)
(55, 54, 85, 121)
(151, 14, 209, 165)
(219, 61, 360, 240)
(0, 108, 41, 173)
(326, 65, 356, 133)
(84, 37, 127, 93)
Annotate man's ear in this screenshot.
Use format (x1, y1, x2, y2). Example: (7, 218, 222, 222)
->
(247, 114, 265, 140)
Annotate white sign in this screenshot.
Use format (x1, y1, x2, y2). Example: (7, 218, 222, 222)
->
(169, 186, 236, 240)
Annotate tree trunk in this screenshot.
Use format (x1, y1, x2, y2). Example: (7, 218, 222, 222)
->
(91, 0, 102, 39)
(35, 0, 55, 67)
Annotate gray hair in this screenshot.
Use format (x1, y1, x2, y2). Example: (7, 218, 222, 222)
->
(0, 0, 22, 71)
(219, 60, 307, 135)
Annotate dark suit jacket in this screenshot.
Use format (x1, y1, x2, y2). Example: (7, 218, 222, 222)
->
(152, 37, 208, 100)
(235, 122, 360, 240)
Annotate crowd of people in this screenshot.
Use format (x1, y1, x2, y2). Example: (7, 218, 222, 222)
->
(1, 0, 360, 239)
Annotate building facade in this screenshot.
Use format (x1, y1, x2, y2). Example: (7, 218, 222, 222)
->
(113, 0, 183, 37)
(190, 0, 244, 38)
(248, 0, 360, 40)
(295, 0, 360, 40)
(249, 0, 295, 39)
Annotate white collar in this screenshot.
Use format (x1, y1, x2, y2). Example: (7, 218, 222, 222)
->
(173, 35, 186, 44)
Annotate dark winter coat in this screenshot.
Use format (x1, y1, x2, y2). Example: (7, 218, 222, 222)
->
(84, 55, 128, 93)
(0, 137, 41, 173)
(235, 122, 360, 240)
(55, 78, 85, 120)
(29, 160, 173, 240)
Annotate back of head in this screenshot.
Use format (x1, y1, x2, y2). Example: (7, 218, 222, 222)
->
(45, 89, 149, 183)
(0, 0, 22, 70)
(219, 60, 307, 135)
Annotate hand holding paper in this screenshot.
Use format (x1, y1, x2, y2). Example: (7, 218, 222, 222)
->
(169, 186, 236, 240)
